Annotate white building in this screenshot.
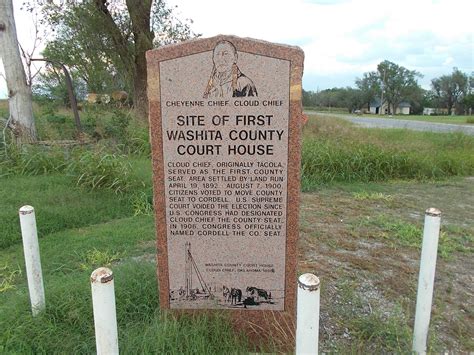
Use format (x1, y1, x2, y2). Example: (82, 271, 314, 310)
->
(369, 99, 411, 115)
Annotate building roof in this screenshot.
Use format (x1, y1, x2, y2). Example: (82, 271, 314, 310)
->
(369, 99, 382, 107)
(369, 99, 411, 108)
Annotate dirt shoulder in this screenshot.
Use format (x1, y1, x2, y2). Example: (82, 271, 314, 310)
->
(298, 177, 473, 352)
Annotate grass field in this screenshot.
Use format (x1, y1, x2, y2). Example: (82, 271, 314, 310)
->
(1, 109, 473, 352)
(301, 115, 474, 190)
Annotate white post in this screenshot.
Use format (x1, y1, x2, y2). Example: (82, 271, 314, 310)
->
(412, 208, 441, 354)
(91, 267, 119, 355)
(19, 205, 45, 316)
(296, 273, 320, 355)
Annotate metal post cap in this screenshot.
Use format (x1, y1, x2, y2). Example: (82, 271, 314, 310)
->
(298, 273, 320, 291)
(91, 267, 114, 284)
(425, 207, 441, 217)
(19, 205, 35, 215)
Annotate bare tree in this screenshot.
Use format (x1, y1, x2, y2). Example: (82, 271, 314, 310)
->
(19, 9, 43, 86)
(0, 0, 37, 143)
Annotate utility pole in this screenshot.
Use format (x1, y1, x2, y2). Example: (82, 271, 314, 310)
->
(379, 69, 386, 115)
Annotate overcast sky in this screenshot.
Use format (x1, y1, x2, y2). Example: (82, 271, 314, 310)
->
(1, 0, 473, 98)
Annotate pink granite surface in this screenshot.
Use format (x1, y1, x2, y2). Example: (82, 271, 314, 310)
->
(147, 34, 304, 350)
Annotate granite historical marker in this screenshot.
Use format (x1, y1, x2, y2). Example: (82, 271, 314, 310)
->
(147, 35, 304, 319)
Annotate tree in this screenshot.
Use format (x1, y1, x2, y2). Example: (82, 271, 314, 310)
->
(463, 93, 474, 114)
(0, 0, 37, 143)
(302, 87, 364, 113)
(38, 0, 195, 119)
(355, 71, 380, 110)
(357, 61, 422, 114)
(32, 63, 87, 106)
(431, 68, 469, 115)
(377, 60, 422, 115)
(342, 87, 364, 113)
(302, 89, 318, 108)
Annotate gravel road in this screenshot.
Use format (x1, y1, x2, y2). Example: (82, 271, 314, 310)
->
(305, 111, 474, 136)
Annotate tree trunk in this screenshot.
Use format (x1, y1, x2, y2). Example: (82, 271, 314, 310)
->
(94, 0, 153, 120)
(0, 0, 37, 144)
(132, 62, 149, 119)
(128, 0, 153, 120)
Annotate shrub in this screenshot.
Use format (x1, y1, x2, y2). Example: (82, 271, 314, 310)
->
(81, 106, 131, 144)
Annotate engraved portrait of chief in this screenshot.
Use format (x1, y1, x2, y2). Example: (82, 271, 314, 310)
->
(203, 40, 258, 99)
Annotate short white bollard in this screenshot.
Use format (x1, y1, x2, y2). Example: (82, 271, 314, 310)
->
(412, 208, 441, 354)
(91, 267, 119, 355)
(296, 273, 320, 355)
(19, 205, 45, 316)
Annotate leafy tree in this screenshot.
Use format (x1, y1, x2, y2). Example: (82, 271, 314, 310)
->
(302, 87, 364, 113)
(377, 60, 422, 114)
(357, 61, 422, 114)
(341, 87, 364, 113)
(406, 87, 425, 115)
(355, 72, 380, 110)
(462, 93, 474, 113)
(32, 63, 87, 106)
(421, 89, 439, 108)
(36, 0, 195, 119)
(431, 68, 469, 115)
(302, 89, 318, 107)
(0, 0, 37, 143)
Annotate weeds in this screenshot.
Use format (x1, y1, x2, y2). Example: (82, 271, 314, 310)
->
(301, 115, 474, 190)
(352, 191, 394, 202)
(348, 305, 412, 352)
(0, 144, 69, 177)
(328, 278, 413, 353)
(78, 249, 122, 271)
(0, 263, 22, 293)
(68, 149, 132, 193)
(1, 144, 133, 194)
(131, 191, 154, 216)
(356, 215, 473, 258)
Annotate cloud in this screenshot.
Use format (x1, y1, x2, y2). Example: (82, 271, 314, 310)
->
(1, 0, 471, 98)
(168, 0, 472, 91)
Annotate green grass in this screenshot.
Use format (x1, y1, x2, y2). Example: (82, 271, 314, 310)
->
(1, 102, 472, 352)
(0, 147, 152, 249)
(0, 137, 253, 352)
(0, 215, 254, 353)
(304, 106, 348, 114)
(301, 115, 474, 190)
(330, 278, 413, 353)
(352, 191, 394, 202)
(0, 174, 135, 249)
(347, 306, 413, 352)
(0, 261, 251, 354)
(354, 214, 473, 259)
